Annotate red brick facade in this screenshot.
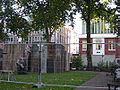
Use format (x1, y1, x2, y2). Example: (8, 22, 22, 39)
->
(105, 38, 116, 55)
(79, 38, 118, 56)
(79, 38, 93, 56)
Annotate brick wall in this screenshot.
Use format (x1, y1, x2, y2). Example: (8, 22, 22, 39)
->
(105, 38, 116, 55)
(79, 38, 93, 56)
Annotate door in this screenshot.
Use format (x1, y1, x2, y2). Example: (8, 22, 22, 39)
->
(93, 38, 104, 55)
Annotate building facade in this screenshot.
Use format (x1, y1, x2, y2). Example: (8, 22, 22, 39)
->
(51, 26, 72, 53)
(70, 30, 79, 54)
(79, 19, 119, 66)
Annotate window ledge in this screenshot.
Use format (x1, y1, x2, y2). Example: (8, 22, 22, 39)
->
(108, 49, 116, 51)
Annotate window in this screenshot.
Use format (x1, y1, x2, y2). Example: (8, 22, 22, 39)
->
(35, 37, 37, 41)
(82, 40, 87, 51)
(11, 38, 13, 42)
(108, 40, 115, 51)
(96, 40, 102, 50)
(32, 37, 34, 41)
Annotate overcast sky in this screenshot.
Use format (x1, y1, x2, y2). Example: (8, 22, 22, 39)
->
(73, 13, 82, 34)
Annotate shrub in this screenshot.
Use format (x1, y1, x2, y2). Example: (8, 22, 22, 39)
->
(97, 61, 105, 71)
(71, 56, 83, 70)
(109, 61, 119, 74)
(105, 61, 109, 72)
(97, 61, 119, 72)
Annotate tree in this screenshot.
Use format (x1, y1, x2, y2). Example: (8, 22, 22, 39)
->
(73, 0, 114, 69)
(18, 0, 74, 42)
(6, 14, 31, 41)
(114, 0, 120, 35)
(16, 0, 115, 69)
(0, 0, 31, 42)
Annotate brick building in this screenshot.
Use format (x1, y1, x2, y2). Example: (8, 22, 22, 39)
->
(79, 18, 120, 66)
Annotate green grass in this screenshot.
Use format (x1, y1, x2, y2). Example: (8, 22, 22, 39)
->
(14, 71, 98, 86)
(0, 71, 98, 90)
(0, 82, 74, 90)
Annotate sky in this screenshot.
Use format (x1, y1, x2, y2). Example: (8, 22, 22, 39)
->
(73, 13, 82, 34)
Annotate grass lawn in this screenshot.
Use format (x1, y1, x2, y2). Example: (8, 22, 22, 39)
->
(0, 71, 98, 90)
(0, 82, 74, 90)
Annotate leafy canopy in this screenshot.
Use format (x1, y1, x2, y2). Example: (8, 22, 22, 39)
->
(18, 0, 74, 41)
(0, 0, 31, 41)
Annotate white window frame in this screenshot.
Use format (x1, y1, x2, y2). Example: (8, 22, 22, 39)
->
(108, 40, 115, 51)
(82, 40, 87, 51)
(96, 40, 102, 50)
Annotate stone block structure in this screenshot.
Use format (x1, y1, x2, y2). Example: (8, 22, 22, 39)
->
(31, 43, 67, 73)
(0, 48, 3, 69)
(2, 44, 26, 71)
(47, 44, 66, 73)
(2, 43, 68, 73)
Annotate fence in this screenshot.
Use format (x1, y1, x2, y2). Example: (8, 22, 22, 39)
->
(0, 42, 120, 89)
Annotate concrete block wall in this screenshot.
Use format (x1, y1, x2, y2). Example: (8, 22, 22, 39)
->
(30, 44, 39, 72)
(0, 49, 3, 69)
(46, 44, 66, 73)
(31, 43, 67, 73)
(2, 44, 68, 73)
(81, 54, 115, 66)
(2, 44, 25, 71)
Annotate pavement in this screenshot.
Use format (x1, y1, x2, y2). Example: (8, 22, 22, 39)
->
(74, 72, 112, 90)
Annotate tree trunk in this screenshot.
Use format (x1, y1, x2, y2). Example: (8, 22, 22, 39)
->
(45, 25, 51, 42)
(86, 19, 92, 70)
(47, 35, 51, 42)
(86, 0, 92, 70)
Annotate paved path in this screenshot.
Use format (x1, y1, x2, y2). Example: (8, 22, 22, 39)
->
(74, 72, 111, 90)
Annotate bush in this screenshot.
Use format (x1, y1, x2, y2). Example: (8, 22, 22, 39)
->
(71, 56, 83, 70)
(109, 61, 119, 74)
(105, 61, 109, 72)
(97, 61, 105, 71)
(97, 61, 119, 72)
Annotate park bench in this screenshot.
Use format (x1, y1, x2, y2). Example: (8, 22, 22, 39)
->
(107, 68, 120, 90)
(108, 82, 120, 90)
(0, 70, 15, 81)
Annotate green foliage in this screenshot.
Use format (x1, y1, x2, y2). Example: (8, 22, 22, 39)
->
(0, 0, 117, 43)
(97, 61, 119, 72)
(18, 0, 73, 42)
(0, 0, 32, 41)
(71, 56, 83, 70)
(73, 0, 113, 21)
(0, 30, 8, 42)
(97, 61, 105, 71)
(105, 61, 109, 71)
(109, 61, 119, 71)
